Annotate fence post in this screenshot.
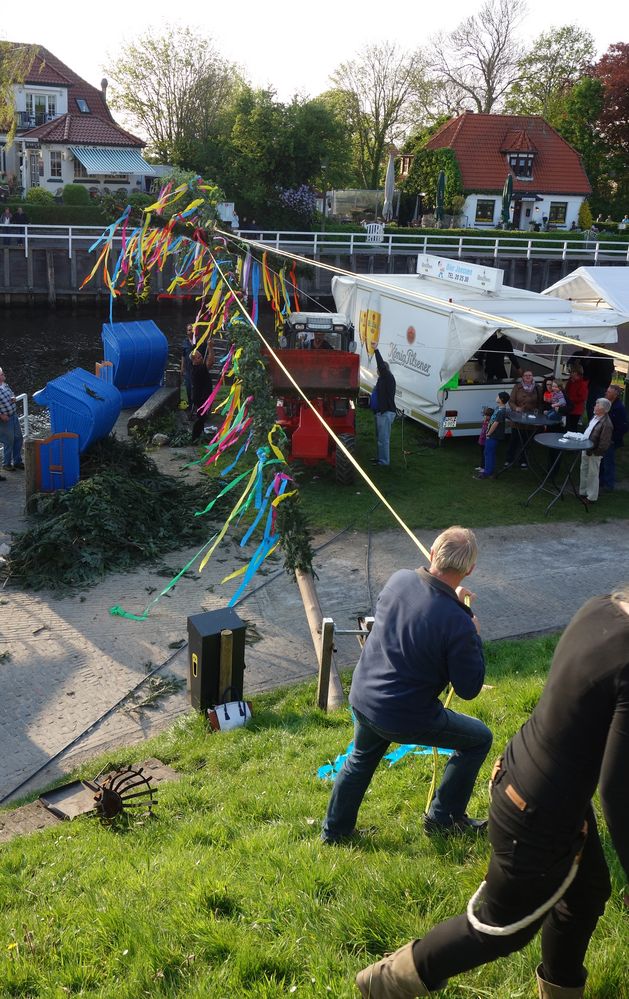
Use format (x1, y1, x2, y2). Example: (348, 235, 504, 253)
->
(317, 618, 335, 711)
(68, 227, 73, 259)
(24, 225, 29, 258)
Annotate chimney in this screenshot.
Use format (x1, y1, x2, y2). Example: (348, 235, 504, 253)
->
(101, 78, 108, 102)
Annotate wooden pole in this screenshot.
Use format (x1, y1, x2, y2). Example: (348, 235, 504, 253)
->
(317, 618, 335, 711)
(219, 629, 233, 698)
(295, 568, 345, 710)
(23, 437, 41, 514)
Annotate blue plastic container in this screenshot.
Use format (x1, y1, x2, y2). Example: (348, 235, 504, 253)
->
(33, 368, 122, 453)
(101, 320, 169, 408)
(35, 433, 81, 492)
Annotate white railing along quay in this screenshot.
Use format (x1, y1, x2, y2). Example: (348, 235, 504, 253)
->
(2, 225, 629, 264)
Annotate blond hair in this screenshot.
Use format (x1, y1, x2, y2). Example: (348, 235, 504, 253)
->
(431, 526, 478, 575)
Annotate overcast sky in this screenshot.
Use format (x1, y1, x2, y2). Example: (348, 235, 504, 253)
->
(3, 1, 627, 102)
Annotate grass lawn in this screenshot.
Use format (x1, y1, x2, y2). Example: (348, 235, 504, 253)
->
(1, 636, 627, 998)
(294, 407, 629, 532)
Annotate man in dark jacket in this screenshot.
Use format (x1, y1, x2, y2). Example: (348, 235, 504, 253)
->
(478, 329, 521, 382)
(600, 384, 628, 490)
(373, 347, 397, 466)
(322, 526, 491, 845)
(356, 590, 629, 999)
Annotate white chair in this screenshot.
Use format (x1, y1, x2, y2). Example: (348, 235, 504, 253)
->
(364, 222, 385, 244)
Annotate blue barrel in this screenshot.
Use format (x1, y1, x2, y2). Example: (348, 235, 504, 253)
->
(33, 368, 122, 453)
(101, 320, 169, 408)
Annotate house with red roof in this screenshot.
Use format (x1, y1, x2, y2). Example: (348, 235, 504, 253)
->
(419, 112, 591, 230)
(0, 43, 154, 196)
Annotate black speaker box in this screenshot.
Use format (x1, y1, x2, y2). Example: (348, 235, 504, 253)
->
(187, 608, 246, 713)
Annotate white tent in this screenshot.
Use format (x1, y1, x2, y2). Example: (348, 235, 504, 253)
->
(543, 266, 629, 372)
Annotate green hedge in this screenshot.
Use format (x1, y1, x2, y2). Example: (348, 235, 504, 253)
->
(5, 201, 107, 225)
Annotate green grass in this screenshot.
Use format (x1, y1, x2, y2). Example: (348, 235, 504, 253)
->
(1, 636, 627, 998)
(294, 407, 629, 531)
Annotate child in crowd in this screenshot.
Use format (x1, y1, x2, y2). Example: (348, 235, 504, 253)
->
(474, 392, 510, 479)
(476, 407, 493, 473)
(542, 376, 554, 407)
(545, 379, 567, 422)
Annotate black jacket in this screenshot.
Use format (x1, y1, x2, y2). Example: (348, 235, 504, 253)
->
(374, 349, 397, 413)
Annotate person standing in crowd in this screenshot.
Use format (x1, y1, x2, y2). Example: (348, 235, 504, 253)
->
(475, 392, 510, 479)
(478, 329, 521, 382)
(505, 371, 543, 467)
(322, 526, 491, 845)
(1, 206, 13, 246)
(0, 366, 24, 471)
(356, 588, 629, 999)
(190, 345, 215, 443)
(476, 407, 493, 474)
(564, 365, 589, 431)
(600, 384, 628, 491)
(372, 348, 397, 467)
(584, 351, 615, 419)
(579, 397, 613, 504)
(181, 324, 196, 411)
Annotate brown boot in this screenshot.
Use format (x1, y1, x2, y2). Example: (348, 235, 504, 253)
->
(356, 941, 430, 998)
(536, 965, 585, 998)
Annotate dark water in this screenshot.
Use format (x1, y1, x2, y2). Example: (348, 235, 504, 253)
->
(0, 301, 200, 398)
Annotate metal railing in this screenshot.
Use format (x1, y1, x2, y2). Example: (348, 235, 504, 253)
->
(1, 225, 629, 263)
(16, 393, 30, 439)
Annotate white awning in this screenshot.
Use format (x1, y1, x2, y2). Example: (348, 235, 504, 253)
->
(70, 146, 155, 175)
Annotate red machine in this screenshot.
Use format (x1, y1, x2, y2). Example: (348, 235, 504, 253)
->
(264, 313, 359, 484)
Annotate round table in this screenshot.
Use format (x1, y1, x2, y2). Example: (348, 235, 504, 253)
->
(497, 410, 561, 476)
(525, 433, 593, 514)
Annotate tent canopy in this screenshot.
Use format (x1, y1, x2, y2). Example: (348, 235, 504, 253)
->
(543, 266, 629, 315)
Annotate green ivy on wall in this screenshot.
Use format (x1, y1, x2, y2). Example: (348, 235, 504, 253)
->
(402, 149, 463, 213)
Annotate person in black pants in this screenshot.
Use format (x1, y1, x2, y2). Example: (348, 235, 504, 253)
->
(190, 347, 214, 443)
(356, 591, 629, 999)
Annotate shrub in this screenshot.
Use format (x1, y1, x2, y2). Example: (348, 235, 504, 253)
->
(578, 201, 593, 230)
(25, 187, 54, 204)
(62, 183, 90, 205)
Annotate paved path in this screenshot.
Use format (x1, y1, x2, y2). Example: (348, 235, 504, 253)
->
(1, 448, 628, 804)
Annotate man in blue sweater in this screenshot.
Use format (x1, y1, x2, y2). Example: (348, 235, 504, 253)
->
(322, 526, 491, 844)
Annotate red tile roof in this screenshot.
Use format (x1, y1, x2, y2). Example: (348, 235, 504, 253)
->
(24, 113, 143, 147)
(3, 41, 144, 147)
(426, 112, 591, 196)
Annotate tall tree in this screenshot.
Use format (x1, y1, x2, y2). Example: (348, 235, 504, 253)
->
(430, 0, 527, 114)
(330, 43, 430, 189)
(592, 44, 629, 212)
(0, 42, 36, 145)
(106, 25, 241, 162)
(505, 25, 595, 122)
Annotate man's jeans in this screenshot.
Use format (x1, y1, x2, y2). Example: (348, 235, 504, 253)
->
(1, 412, 23, 466)
(599, 444, 617, 489)
(322, 708, 492, 841)
(376, 410, 396, 465)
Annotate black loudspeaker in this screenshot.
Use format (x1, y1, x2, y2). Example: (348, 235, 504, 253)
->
(187, 608, 247, 713)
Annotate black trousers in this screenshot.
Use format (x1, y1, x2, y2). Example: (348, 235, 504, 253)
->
(412, 764, 611, 991)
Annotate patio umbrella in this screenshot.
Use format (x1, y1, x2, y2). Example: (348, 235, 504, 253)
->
(435, 170, 446, 225)
(382, 148, 396, 222)
(501, 173, 513, 227)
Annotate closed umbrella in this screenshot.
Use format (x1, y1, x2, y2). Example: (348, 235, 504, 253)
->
(382, 148, 396, 222)
(501, 174, 513, 228)
(435, 170, 446, 226)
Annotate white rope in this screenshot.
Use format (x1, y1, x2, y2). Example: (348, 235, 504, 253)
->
(466, 855, 580, 937)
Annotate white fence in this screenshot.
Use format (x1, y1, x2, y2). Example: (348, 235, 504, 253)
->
(2, 225, 629, 263)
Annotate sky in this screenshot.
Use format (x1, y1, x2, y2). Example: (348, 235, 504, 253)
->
(2, 0, 628, 103)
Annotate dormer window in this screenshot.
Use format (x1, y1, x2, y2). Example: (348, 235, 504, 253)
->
(75, 98, 90, 113)
(508, 153, 534, 179)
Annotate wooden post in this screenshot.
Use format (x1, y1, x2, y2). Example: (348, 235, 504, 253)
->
(219, 629, 233, 697)
(24, 437, 42, 514)
(295, 568, 345, 710)
(317, 618, 335, 710)
(46, 250, 56, 307)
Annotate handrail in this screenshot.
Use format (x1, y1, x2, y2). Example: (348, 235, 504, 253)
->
(16, 392, 30, 439)
(1, 225, 629, 262)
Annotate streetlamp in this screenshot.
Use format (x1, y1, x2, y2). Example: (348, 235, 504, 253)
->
(320, 158, 328, 232)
